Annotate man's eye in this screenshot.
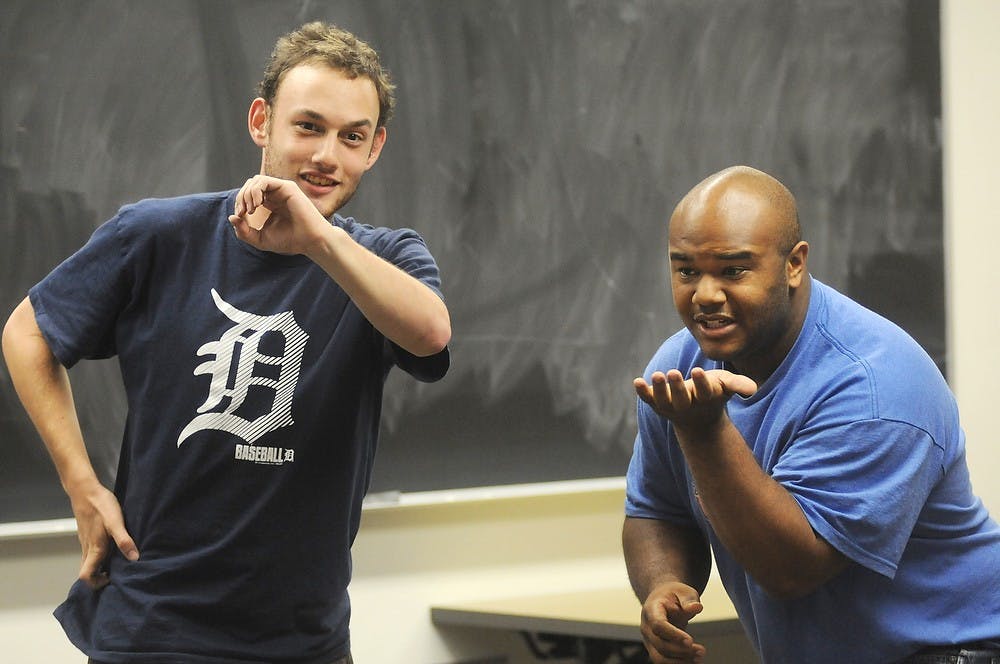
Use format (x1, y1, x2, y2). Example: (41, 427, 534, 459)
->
(344, 132, 364, 143)
(676, 268, 696, 278)
(298, 122, 320, 132)
(724, 267, 748, 278)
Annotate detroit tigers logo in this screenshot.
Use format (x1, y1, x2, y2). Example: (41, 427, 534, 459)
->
(177, 289, 308, 447)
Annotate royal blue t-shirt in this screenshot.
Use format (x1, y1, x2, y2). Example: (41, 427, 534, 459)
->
(30, 191, 449, 663)
(626, 279, 1000, 663)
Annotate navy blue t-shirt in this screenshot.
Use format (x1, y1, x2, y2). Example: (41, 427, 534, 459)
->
(30, 190, 449, 663)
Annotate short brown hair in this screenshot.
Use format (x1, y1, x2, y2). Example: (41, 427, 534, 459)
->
(257, 21, 396, 127)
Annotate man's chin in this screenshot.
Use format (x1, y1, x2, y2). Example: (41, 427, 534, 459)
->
(693, 338, 739, 363)
(315, 191, 357, 218)
(307, 196, 339, 218)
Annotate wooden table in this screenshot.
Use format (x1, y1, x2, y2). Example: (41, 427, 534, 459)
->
(431, 582, 743, 662)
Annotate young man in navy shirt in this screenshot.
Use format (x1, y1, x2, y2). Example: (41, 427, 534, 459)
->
(3, 22, 450, 664)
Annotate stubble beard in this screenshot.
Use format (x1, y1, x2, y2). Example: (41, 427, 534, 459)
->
(261, 150, 355, 219)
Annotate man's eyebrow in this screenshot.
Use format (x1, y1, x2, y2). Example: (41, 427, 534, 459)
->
(294, 109, 326, 121)
(668, 249, 757, 261)
(294, 109, 373, 128)
(714, 250, 756, 260)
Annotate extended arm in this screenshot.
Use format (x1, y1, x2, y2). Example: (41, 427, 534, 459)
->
(229, 175, 451, 357)
(623, 516, 711, 663)
(2, 298, 138, 588)
(635, 368, 847, 599)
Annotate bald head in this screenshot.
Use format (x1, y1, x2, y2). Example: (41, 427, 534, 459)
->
(671, 165, 801, 255)
(665, 166, 810, 383)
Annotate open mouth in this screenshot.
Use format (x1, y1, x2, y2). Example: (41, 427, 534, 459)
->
(694, 314, 736, 335)
(301, 173, 337, 188)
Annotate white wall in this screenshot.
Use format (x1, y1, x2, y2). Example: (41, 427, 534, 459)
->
(941, 0, 1000, 514)
(2, 2, 998, 662)
(350, 484, 633, 663)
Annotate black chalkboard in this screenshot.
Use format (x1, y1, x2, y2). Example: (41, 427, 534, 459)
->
(0, 0, 943, 524)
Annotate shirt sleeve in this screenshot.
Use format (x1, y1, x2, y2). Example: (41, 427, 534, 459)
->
(373, 228, 450, 383)
(625, 397, 700, 526)
(624, 338, 708, 526)
(29, 214, 131, 368)
(774, 417, 943, 579)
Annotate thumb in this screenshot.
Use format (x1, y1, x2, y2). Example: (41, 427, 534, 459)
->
(681, 596, 704, 616)
(110, 527, 139, 562)
(229, 214, 249, 234)
(674, 587, 704, 617)
(105, 516, 139, 562)
(228, 215, 260, 244)
(721, 372, 758, 398)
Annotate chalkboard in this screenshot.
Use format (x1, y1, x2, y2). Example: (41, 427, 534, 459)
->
(0, 0, 943, 524)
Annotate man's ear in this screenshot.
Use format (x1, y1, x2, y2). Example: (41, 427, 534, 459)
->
(365, 126, 387, 170)
(787, 241, 809, 287)
(248, 98, 269, 147)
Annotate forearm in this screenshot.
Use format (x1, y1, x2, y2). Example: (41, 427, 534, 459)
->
(676, 416, 846, 598)
(307, 225, 451, 357)
(623, 516, 711, 600)
(2, 298, 102, 498)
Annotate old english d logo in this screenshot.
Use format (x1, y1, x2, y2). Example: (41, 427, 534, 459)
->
(177, 289, 308, 447)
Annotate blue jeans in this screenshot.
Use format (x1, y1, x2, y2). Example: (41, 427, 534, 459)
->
(897, 643, 1000, 664)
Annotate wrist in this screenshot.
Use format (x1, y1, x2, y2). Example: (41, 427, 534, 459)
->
(61, 468, 103, 502)
(304, 222, 348, 263)
(673, 410, 731, 447)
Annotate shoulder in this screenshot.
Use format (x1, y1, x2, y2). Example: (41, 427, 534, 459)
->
(334, 215, 431, 257)
(100, 191, 233, 256)
(810, 280, 941, 380)
(113, 190, 232, 229)
(799, 280, 956, 431)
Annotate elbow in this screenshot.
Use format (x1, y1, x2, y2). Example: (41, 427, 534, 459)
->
(413, 313, 451, 357)
(758, 576, 822, 601)
(432, 323, 452, 355)
(1, 322, 13, 368)
(754, 560, 846, 601)
(743, 529, 849, 601)
(417, 330, 450, 358)
(2, 299, 29, 366)
(3, 297, 59, 372)
(429, 317, 452, 354)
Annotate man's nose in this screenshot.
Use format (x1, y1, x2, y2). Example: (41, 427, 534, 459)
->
(692, 277, 726, 307)
(311, 137, 339, 170)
